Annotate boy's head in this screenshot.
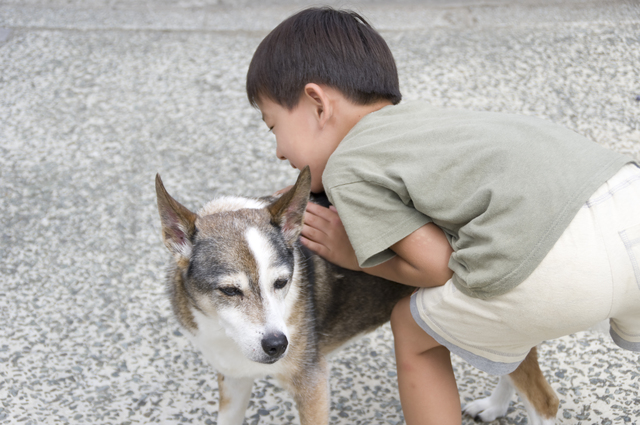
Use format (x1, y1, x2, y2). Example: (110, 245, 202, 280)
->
(247, 7, 401, 193)
(246, 7, 401, 110)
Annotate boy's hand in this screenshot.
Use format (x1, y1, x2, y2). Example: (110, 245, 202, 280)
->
(301, 202, 362, 271)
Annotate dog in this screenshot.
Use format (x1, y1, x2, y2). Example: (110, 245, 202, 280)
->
(155, 167, 414, 424)
(156, 167, 559, 425)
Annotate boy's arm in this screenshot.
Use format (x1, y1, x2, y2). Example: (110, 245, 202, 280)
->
(302, 202, 453, 288)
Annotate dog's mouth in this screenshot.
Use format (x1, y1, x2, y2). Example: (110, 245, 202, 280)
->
(256, 355, 285, 365)
(251, 348, 288, 365)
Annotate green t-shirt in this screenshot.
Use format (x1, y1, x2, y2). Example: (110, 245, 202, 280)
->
(323, 101, 632, 299)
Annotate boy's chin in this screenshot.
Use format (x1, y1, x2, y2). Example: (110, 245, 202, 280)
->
(310, 184, 325, 194)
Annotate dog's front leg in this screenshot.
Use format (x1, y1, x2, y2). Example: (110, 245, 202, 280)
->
(286, 358, 330, 425)
(216, 374, 254, 425)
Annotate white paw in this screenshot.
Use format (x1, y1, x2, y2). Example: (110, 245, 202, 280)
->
(463, 397, 510, 422)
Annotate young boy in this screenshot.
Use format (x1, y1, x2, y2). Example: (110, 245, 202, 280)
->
(246, 7, 640, 425)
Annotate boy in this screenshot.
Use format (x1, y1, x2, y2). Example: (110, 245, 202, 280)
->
(246, 7, 640, 425)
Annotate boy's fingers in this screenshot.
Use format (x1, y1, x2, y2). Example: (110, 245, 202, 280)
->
(304, 206, 331, 230)
(300, 236, 328, 258)
(303, 211, 322, 229)
(306, 201, 339, 221)
(301, 223, 327, 242)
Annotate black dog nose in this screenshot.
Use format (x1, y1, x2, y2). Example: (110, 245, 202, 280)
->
(261, 332, 288, 358)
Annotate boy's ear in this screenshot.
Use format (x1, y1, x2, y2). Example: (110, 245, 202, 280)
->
(268, 166, 311, 246)
(303, 83, 332, 128)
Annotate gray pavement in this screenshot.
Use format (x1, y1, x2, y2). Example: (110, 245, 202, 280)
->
(1, 0, 640, 424)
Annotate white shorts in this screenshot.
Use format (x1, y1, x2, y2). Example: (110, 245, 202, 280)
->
(411, 163, 640, 375)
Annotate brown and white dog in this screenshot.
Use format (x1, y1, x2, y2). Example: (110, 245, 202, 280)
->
(155, 167, 559, 425)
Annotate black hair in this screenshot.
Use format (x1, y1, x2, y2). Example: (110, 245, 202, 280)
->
(246, 7, 401, 109)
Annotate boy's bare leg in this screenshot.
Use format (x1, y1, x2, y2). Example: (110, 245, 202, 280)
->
(390, 297, 461, 425)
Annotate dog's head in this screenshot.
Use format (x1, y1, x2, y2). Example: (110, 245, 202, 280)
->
(155, 168, 311, 364)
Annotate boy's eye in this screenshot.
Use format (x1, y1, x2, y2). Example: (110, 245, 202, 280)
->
(268, 126, 274, 133)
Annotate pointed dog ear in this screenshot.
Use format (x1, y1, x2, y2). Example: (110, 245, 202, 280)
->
(268, 166, 311, 246)
(155, 174, 197, 260)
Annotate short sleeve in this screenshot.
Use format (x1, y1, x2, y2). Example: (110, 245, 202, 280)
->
(328, 182, 432, 268)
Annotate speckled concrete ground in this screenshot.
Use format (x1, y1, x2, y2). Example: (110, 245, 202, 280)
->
(1, 1, 639, 424)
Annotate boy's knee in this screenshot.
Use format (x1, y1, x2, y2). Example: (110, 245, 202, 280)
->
(391, 295, 445, 355)
(390, 296, 412, 334)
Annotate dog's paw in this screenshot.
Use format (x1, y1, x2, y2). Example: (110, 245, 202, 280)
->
(522, 402, 556, 425)
(463, 397, 510, 422)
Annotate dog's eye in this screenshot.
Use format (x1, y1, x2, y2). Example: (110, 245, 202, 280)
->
(274, 279, 288, 290)
(219, 287, 243, 297)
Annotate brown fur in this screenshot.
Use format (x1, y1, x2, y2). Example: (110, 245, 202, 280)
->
(196, 211, 263, 284)
(289, 357, 330, 424)
(509, 347, 559, 419)
(168, 265, 198, 332)
(218, 374, 230, 411)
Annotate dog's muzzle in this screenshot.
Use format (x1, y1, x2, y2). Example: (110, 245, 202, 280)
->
(261, 332, 288, 359)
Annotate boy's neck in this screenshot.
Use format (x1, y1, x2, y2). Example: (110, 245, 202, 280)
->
(332, 96, 393, 143)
